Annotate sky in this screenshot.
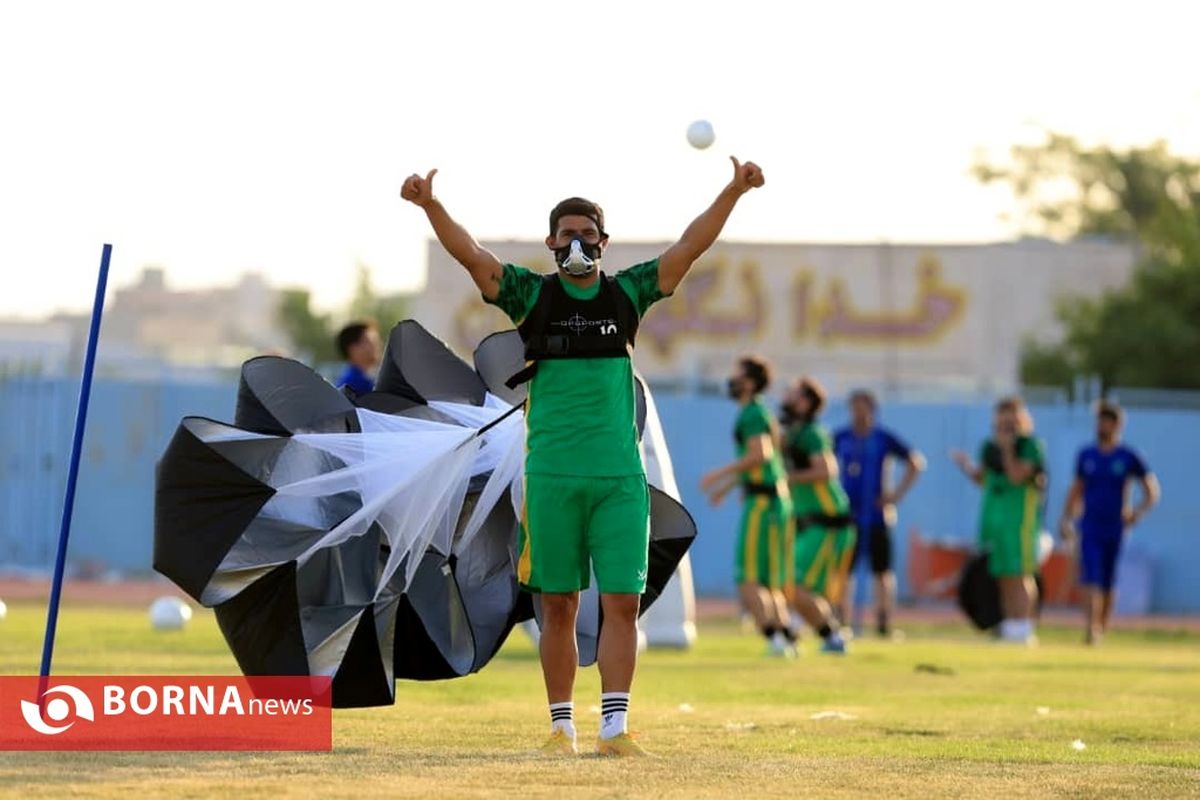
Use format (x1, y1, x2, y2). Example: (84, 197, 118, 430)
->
(2, 0, 1199, 318)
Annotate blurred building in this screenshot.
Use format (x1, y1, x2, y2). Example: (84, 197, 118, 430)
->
(0, 318, 77, 375)
(0, 268, 290, 378)
(412, 237, 1138, 396)
(102, 267, 289, 369)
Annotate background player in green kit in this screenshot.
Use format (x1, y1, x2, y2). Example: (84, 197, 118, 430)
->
(781, 376, 852, 654)
(951, 397, 1046, 645)
(401, 157, 765, 757)
(700, 356, 796, 657)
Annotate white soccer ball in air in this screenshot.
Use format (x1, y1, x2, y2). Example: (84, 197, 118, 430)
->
(686, 119, 715, 150)
(149, 596, 193, 630)
(0, 599, 7, 621)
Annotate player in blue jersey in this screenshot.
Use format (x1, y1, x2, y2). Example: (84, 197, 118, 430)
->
(833, 390, 925, 638)
(334, 321, 382, 397)
(1059, 401, 1160, 644)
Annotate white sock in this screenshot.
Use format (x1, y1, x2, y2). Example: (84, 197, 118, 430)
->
(1000, 619, 1033, 641)
(549, 701, 575, 738)
(599, 692, 630, 740)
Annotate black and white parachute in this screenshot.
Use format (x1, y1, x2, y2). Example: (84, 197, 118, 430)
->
(153, 321, 696, 707)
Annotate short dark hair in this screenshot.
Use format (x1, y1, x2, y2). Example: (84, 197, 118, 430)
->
(799, 376, 827, 417)
(737, 354, 773, 393)
(1096, 399, 1124, 424)
(995, 395, 1034, 434)
(995, 395, 1024, 415)
(849, 388, 877, 410)
(549, 197, 606, 237)
(336, 321, 376, 359)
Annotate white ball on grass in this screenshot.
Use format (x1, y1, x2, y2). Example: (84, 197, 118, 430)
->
(149, 596, 192, 630)
(686, 119, 715, 150)
(0, 598, 7, 621)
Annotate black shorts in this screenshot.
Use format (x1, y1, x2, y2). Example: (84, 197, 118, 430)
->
(853, 523, 892, 574)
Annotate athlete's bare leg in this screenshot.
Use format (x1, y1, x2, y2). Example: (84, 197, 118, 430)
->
(540, 592, 580, 703)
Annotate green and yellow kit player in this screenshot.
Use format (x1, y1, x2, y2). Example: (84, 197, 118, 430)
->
(782, 376, 853, 654)
(701, 355, 796, 657)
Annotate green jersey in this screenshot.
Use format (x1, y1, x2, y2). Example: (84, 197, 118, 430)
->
(978, 435, 1046, 575)
(785, 422, 850, 518)
(979, 436, 1046, 524)
(485, 260, 668, 477)
(734, 399, 786, 488)
(980, 436, 1045, 494)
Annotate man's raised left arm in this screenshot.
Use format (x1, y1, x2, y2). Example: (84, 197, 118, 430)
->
(657, 156, 765, 295)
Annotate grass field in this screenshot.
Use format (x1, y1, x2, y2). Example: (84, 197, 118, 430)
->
(0, 601, 1198, 799)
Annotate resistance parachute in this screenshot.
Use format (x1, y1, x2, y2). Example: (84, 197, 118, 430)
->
(154, 321, 696, 707)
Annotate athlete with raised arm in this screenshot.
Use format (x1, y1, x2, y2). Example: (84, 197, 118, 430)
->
(401, 157, 764, 756)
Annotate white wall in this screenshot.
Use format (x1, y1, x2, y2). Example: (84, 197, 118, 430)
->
(413, 238, 1136, 394)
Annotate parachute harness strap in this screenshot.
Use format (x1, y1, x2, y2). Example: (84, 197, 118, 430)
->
(473, 401, 524, 438)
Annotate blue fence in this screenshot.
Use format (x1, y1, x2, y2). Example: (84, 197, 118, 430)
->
(657, 394, 1197, 613)
(0, 377, 232, 574)
(2, 377, 1197, 611)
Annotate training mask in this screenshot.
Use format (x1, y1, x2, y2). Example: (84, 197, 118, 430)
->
(555, 238, 602, 276)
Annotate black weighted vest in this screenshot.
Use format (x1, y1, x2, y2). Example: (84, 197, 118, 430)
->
(505, 272, 639, 388)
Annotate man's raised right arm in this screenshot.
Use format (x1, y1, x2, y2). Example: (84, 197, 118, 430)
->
(400, 169, 504, 300)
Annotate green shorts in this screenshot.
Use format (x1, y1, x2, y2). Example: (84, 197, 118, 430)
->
(981, 494, 1040, 578)
(518, 473, 650, 594)
(793, 523, 856, 603)
(734, 495, 792, 590)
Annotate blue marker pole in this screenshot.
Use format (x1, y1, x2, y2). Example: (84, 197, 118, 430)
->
(38, 244, 112, 689)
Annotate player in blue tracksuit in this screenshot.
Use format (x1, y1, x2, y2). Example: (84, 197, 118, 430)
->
(1059, 401, 1160, 645)
(833, 390, 925, 638)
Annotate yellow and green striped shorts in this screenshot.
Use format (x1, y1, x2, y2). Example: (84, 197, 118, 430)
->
(793, 523, 857, 604)
(980, 485, 1041, 578)
(734, 494, 793, 589)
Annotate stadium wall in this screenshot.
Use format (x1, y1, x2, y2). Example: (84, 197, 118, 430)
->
(1, 377, 1196, 613)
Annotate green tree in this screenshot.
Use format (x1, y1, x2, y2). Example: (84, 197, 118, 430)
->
(277, 265, 413, 367)
(346, 262, 411, 336)
(1018, 335, 1076, 388)
(277, 288, 338, 364)
(976, 134, 1200, 390)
